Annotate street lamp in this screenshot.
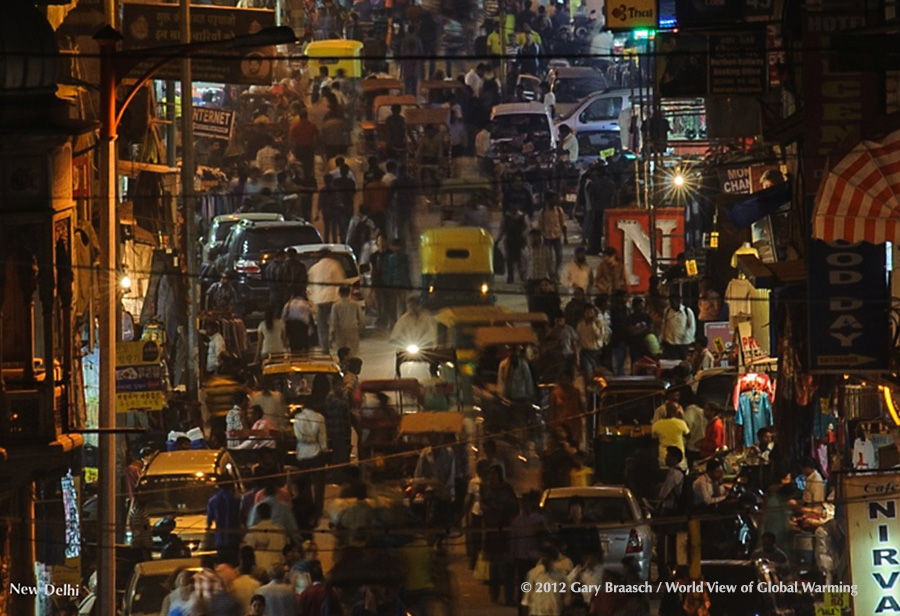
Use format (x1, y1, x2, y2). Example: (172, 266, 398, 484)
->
(92, 23, 295, 615)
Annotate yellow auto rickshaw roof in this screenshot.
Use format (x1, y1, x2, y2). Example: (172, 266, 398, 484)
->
(421, 227, 494, 246)
(421, 227, 494, 275)
(304, 39, 364, 56)
(435, 305, 511, 326)
(399, 412, 464, 435)
(474, 326, 538, 349)
(262, 361, 341, 376)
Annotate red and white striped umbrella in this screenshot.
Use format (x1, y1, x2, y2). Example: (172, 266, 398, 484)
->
(812, 128, 900, 244)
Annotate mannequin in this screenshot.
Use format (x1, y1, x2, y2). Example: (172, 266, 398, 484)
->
(726, 243, 758, 329)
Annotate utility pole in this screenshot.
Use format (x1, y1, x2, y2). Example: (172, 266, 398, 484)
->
(181, 0, 199, 399)
(96, 25, 120, 616)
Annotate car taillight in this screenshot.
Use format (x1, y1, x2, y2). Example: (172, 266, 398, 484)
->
(235, 259, 261, 276)
(626, 529, 643, 554)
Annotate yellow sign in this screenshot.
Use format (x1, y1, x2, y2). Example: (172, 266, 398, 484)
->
(824, 592, 850, 609)
(685, 259, 698, 277)
(84, 467, 98, 483)
(117, 390, 166, 413)
(814, 607, 840, 616)
(605, 0, 658, 30)
(843, 472, 900, 615)
(116, 340, 161, 365)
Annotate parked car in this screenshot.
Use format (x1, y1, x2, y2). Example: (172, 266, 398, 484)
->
(216, 219, 322, 314)
(539, 485, 653, 580)
(289, 243, 364, 303)
(202, 212, 284, 263)
(122, 557, 201, 616)
(127, 449, 243, 554)
(548, 66, 612, 116)
(555, 89, 635, 160)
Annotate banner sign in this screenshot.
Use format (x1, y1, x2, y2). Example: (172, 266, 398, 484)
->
(116, 341, 167, 412)
(808, 240, 889, 372)
(121, 2, 277, 85)
(718, 167, 751, 194)
(708, 30, 767, 95)
(656, 33, 709, 99)
(842, 472, 900, 614)
(674, 0, 777, 26)
(605, 0, 659, 30)
(193, 107, 235, 139)
(605, 208, 686, 294)
(801, 5, 879, 195)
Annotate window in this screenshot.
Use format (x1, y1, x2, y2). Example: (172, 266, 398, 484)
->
(581, 96, 623, 122)
(135, 474, 218, 516)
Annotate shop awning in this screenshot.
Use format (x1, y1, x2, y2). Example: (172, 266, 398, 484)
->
(812, 128, 900, 244)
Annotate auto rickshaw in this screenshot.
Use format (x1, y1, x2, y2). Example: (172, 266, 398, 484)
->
(356, 378, 423, 477)
(260, 352, 343, 411)
(435, 176, 494, 225)
(421, 227, 494, 310)
(433, 307, 548, 404)
(370, 94, 418, 155)
(358, 78, 404, 154)
(394, 346, 462, 412)
(590, 376, 668, 490)
(419, 79, 463, 104)
(304, 39, 364, 78)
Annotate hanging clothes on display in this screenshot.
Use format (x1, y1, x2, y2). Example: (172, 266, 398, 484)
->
(735, 375, 774, 448)
(200, 312, 249, 357)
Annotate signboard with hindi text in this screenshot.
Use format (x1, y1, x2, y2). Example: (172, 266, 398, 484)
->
(116, 340, 167, 412)
(121, 2, 277, 85)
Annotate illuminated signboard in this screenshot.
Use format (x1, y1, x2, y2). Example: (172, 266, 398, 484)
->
(842, 472, 900, 614)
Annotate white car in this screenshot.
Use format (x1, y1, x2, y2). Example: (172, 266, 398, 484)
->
(554, 89, 636, 161)
(489, 102, 557, 161)
(122, 557, 201, 616)
(548, 66, 613, 117)
(203, 212, 283, 263)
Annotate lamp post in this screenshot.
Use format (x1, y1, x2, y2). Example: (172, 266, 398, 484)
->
(92, 24, 296, 615)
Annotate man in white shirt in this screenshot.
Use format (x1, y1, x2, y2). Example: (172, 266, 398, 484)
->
(561, 247, 592, 296)
(206, 321, 227, 376)
(293, 404, 328, 516)
(464, 63, 486, 97)
(682, 401, 708, 465)
(307, 253, 346, 354)
(330, 285, 365, 355)
(660, 293, 696, 359)
(558, 125, 579, 163)
(800, 457, 826, 507)
(693, 459, 728, 507)
(521, 544, 570, 616)
(243, 502, 289, 572)
(390, 295, 437, 349)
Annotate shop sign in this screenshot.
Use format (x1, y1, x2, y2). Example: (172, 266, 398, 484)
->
(718, 167, 751, 194)
(842, 472, 900, 614)
(193, 107, 235, 139)
(116, 341, 167, 412)
(121, 2, 276, 85)
(704, 321, 732, 357)
(656, 33, 709, 99)
(674, 0, 777, 26)
(708, 31, 767, 96)
(604, 208, 685, 293)
(604, 0, 658, 31)
(802, 6, 879, 194)
(808, 239, 889, 372)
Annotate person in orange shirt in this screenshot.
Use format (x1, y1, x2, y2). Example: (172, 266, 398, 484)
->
(549, 371, 585, 448)
(698, 402, 726, 458)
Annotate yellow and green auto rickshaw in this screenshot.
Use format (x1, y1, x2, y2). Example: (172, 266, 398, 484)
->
(421, 227, 494, 309)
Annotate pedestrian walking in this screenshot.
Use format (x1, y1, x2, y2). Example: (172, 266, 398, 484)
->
(330, 285, 365, 355)
(497, 200, 528, 283)
(382, 239, 412, 327)
(308, 250, 345, 353)
(536, 193, 567, 273)
(481, 465, 519, 606)
(255, 304, 289, 364)
(660, 292, 696, 359)
(282, 291, 316, 352)
(293, 402, 329, 518)
(522, 230, 556, 312)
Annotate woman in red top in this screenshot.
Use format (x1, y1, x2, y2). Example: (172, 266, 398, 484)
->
(699, 402, 725, 458)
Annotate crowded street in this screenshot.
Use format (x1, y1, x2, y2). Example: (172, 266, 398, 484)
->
(2, 0, 900, 615)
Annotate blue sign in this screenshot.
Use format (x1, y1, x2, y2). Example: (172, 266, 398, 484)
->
(808, 240, 889, 372)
